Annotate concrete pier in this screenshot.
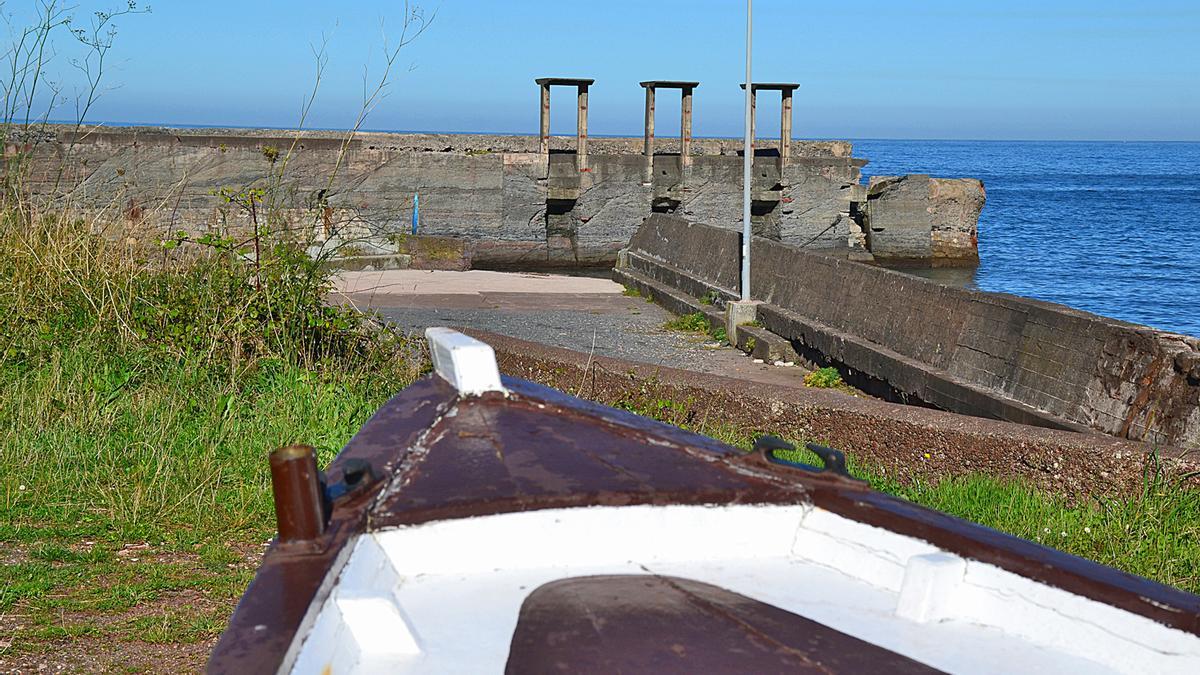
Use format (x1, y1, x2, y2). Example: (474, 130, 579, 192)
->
(15, 78, 984, 270)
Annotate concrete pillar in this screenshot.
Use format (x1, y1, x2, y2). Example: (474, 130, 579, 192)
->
(539, 84, 550, 155)
(680, 86, 694, 169)
(780, 89, 793, 165)
(725, 299, 762, 347)
(643, 86, 655, 183)
(749, 89, 757, 154)
(576, 84, 589, 169)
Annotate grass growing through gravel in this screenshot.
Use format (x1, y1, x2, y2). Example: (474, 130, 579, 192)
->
(663, 311, 712, 333)
(0, 209, 424, 665)
(663, 311, 728, 343)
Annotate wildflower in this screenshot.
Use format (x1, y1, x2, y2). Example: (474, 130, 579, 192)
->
(1084, 526, 1091, 534)
(1060, 531, 1067, 537)
(923, 453, 931, 459)
(1044, 528, 1050, 533)
(17, 485, 26, 491)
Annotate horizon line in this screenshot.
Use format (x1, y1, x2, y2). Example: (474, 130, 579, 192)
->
(43, 118, 1200, 144)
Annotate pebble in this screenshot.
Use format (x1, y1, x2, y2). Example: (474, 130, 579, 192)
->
(752, 359, 764, 364)
(774, 360, 785, 366)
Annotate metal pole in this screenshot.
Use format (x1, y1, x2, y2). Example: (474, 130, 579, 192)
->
(643, 86, 655, 183)
(741, 0, 753, 301)
(269, 445, 326, 544)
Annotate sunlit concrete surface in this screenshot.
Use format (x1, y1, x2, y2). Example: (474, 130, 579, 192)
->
(334, 270, 623, 296)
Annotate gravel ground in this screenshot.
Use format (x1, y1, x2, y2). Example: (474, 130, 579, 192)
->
(336, 269, 811, 387)
(377, 304, 737, 373)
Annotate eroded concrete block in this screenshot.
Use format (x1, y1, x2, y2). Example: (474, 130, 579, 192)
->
(725, 300, 762, 346)
(866, 174, 985, 266)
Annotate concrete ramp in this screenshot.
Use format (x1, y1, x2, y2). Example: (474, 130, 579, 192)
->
(616, 214, 1200, 448)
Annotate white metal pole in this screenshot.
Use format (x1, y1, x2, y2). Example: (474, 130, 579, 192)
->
(741, 0, 753, 301)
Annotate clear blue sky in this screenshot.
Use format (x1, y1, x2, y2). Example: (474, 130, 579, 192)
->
(17, 0, 1200, 140)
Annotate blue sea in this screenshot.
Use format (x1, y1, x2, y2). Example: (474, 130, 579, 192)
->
(854, 140, 1200, 338)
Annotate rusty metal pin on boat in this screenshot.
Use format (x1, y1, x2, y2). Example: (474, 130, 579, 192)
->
(269, 444, 325, 543)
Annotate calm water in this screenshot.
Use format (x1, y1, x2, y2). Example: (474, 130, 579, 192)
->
(854, 140, 1200, 337)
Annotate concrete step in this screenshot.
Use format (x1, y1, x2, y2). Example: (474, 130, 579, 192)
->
(613, 267, 724, 332)
(735, 325, 802, 365)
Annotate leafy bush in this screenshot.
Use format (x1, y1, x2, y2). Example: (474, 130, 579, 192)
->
(0, 207, 424, 379)
(804, 366, 844, 388)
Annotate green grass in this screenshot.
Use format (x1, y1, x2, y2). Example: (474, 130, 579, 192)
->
(1, 346, 404, 544)
(0, 207, 424, 658)
(663, 311, 710, 333)
(663, 311, 727, 343)
(0, 343, 416, 653)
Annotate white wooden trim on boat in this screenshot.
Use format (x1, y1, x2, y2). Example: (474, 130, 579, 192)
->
(424, 327, 505, 395)
(286, 504, 1200, 674)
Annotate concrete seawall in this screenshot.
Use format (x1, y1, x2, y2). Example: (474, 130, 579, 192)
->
(11, 126, 982, 269)
(616, 214, 1200, 448)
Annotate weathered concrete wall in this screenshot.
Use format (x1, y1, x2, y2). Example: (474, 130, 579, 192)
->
(617, 214, 1200, 448)
(12, 126, 979, 268)
(865, 175, 985, 266)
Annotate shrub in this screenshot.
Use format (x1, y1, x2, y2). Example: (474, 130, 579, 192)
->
(0, 208, 422, 379)
(804, 366, 844, 388)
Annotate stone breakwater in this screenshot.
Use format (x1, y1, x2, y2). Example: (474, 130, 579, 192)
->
(10, 126, 983, 269)
(615, 214, 1200, 449)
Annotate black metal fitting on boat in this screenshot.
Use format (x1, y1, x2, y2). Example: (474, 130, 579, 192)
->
(805, 443, 852, 478)
(752, 435, 863, 483)
(269, 444, 327, 544)
(324, 457, 377, 502)
(753, 435, 797, 455)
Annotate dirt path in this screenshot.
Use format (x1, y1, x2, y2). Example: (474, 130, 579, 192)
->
(0, 541, 264, 674)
